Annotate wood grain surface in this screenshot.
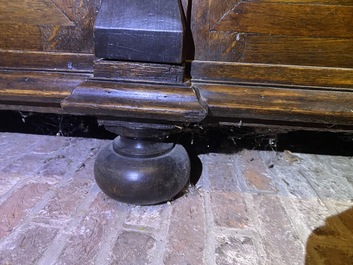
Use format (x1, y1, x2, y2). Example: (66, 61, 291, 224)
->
(190, 61, 353, 90)
(94, 60, 185, 84)
(0, 51, 94, 72)
(0, 0, 352, 128)
(0, 71, 91, 103)
(214, 3, 353, 38)
(62, 81, 208, 123)
(0, 0, 101, 54)
(196, 83, 353, 125)
(190, 0, 353, 68)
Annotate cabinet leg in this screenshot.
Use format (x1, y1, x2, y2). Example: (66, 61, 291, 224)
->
(94, 122, 190, 205)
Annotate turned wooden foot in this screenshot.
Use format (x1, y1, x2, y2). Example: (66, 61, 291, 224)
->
(94, 122, 190, 205)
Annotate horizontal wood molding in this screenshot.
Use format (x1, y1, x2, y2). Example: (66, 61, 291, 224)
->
(214, 3, 353, 38)
(0, 70, 91, 104)
(0, 103, 65, 114)
(0, 51, 95, 72)
(94, 60, 185, 84)
(196, 84, 353, 125)
(0, 67, 352, 128)
(190, 61, 353, 90)
(62, 81, 207, 122)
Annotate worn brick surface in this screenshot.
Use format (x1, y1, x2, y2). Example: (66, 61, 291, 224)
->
(0, 133, 353, 265)
(280, 197, 331, 242)
(205, 154, 241, 192)
(35, 157, 96, 222)
(1, 154, 50, 178)
(0, 133, 40, 161)
(124, 204, 166, 231)
(215, 235, 259, 265)
(57, 193, 125, 265)
(37, 138, 101, 179)
(0, 182, 52, 238)
(252, 194, 305, 265)
(109, 231, 156, 265)
(239, 151, 278, 193)
(302, 155, 353, 201)
(0, 225, 59, 265)
(30, 136, 70, 155)
(164, 193, 206, 265)
(211, 192, 250, 229)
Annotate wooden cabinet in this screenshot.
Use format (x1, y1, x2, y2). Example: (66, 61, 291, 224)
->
(1, 0, 353, 130)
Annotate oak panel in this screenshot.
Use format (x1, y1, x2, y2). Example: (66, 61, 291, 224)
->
(189, 0, 245, 61)
(241, 35, 353, 68)
(0, 0, 74, 26)
(214, 3, 353, 38)
(209, 0, 239, 27)
(0, 0, 101, 54)
(0, 24, 42, 51)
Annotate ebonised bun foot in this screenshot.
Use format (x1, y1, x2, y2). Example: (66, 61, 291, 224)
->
(94, 123, 190, 205)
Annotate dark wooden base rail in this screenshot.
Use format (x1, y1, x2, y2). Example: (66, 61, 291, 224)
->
(1, 0, 352, 204)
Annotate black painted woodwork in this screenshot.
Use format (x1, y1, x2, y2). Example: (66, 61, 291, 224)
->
(94, 0, 185, 64)
(94, 122, 190, 205)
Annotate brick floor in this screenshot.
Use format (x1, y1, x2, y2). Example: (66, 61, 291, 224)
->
(0, 132, 353, 265)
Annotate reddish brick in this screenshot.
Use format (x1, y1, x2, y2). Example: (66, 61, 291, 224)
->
(206, 158, 241, 192)
(30, 135, 70, 154)
(57, 193, 124, 265)
(37, 154, 74, 178)
(240, 151, 277, 192)
(280, 197, 331, 241)
(164, 193, 206, 265)
(215, 235, 259, 265)
(272, 167, 317, 199)
(252, 194, 304, 264)
(0, 133, 39, 159)
(124, 204, 165, 231)
(35, 158, 95, 221)
(37, 138, 100, 178)
(0, 225, 58, 265)
(62, 138, 103, 159)
(109, 231, 156, 265)
(211, 192, 250, 229)
(1, 154, 50, 177)
(0, 182, 51, 238)
(301, 158, 353, 201)
(0, 175, 21, 197)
